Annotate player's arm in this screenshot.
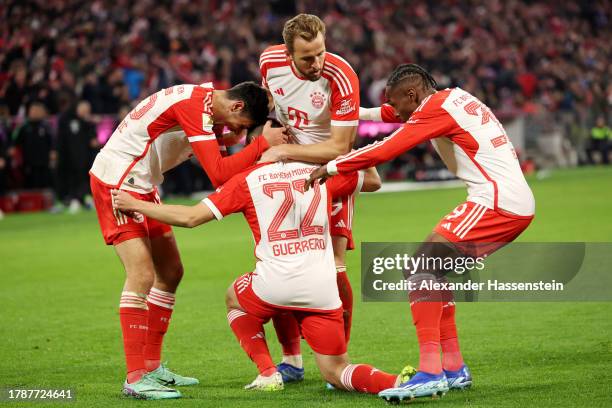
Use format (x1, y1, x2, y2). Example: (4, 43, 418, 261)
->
(190, 133, 268, 188)
(359, 104, 401, 123)
(321, 165, 381, 199)
(174, 97, 286, 187)
(330, 108, 454, 173)
(263, 124, 356, 163)
(362, 166, 382, 192)
(307, 110, 453, 186)
(112, 190, 214, 228)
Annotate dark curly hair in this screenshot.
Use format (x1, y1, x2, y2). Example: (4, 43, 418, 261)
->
(386, 63, 438, 91)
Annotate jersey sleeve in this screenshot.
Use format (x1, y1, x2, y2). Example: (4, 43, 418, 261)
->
(326, 55, 360, 127)
(173, 94, 269, 188)
(201, 175, 250, 220)
(327, 94, 454, 174)
(259, 58, 269, 89)
(359, 104, 399, 122)
(259, 45, 287, 89)
(172, 93, 214, 139)
(325, 171, 364, 199)
(380, 104, 400, 123)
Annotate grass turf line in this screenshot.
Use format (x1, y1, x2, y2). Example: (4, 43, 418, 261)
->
(0, 166, 611, 407)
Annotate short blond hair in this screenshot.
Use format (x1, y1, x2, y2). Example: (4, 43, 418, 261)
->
(282, 14, 326, 54)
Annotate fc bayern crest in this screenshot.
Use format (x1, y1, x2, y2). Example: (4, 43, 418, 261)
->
(310, 91, 325, 109)
(132, 212, 145, 224)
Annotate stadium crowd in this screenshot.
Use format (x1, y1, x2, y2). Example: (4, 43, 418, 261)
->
(0, 0, 610, 208)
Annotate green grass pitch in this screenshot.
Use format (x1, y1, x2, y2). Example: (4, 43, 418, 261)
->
(1, 166, 611, 407)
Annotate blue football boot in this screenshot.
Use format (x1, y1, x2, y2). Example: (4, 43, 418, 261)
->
(276, 362, 304, 383)
(379, 371, 449, 403)
(444, 365, 472, 390)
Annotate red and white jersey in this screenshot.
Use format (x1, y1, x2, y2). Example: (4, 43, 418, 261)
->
(203, 161, 364, 310)
(259, 45, 359, 145)
(90, 83, 268, 193)
(332, 88, 535, 216)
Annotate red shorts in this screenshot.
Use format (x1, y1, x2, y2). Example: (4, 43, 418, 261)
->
(434, 201, 533, 256)
(90, 175, 172, 246)
(233, 272, 346, 356)
(330, 194, 356, 250)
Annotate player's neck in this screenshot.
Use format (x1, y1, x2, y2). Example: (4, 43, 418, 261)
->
(422, 88, 436, 99)
(414, 89, 436, 108)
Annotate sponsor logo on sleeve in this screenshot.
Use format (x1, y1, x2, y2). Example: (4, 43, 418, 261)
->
(202, 113, 214, 131)
(335, 99, 356, 116)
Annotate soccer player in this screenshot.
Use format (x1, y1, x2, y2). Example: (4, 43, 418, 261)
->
(89, 81, 287, 399)
(257, 13, 364, 382)
(111, 161, 418, 397)
(307, 64, 536, 401)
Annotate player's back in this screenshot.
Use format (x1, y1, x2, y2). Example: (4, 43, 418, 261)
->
(244, 162, 338, 309)
(91, 84, 211, 192)
(204, 160, 363, 309)
(426, 88, 535, 216)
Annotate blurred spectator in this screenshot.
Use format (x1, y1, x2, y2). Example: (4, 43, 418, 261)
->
(4, 66, 28, 117)
(11, 102, 55, 189)
(57, 100, 98, 212)
(0, 0, 609, 193)
(0, 105, 9, 195)
(587, 116, 611, 164)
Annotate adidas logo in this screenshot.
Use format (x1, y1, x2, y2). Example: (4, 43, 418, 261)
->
(274, 88, 285, 96)
(441, 222, 451, 230)
(335, 220, 347, 228)
(251, 332, 265, 340)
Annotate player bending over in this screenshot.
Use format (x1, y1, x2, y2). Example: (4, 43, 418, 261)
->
(90, 81, 288, 400)
(111, 162, 421, 396)
(307, 64, 535, 402)
(257, 13, 370, 383)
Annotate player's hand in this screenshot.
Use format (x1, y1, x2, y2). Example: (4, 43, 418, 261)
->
(261, 120, 289, 146)
(258, 145, 287, 163)
(305, 165, 331, 191)
(111, 189, 140, 212)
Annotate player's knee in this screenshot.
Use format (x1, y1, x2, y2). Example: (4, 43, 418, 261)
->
(319, 364, 343, 388)
(170, 261, 184, 283)
(158, 260, 184, 287)
(315, 354, 347, 388)
(225, 285, 239, 310)
(125, 267, 155, 292)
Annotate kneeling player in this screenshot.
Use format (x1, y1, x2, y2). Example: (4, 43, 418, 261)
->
(111, 161, 417, 395)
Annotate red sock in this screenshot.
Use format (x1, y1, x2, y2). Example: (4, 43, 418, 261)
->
(340, 364, 397, 394)
(119, 291, 148, 383)
(440, 302, 464, 371)
(336, 268, 353, 343)
(227, 309, 275, 374)
(272, 312, 301, 356)
(144, 288, 175, 371)
(410, 301, 443, 374)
